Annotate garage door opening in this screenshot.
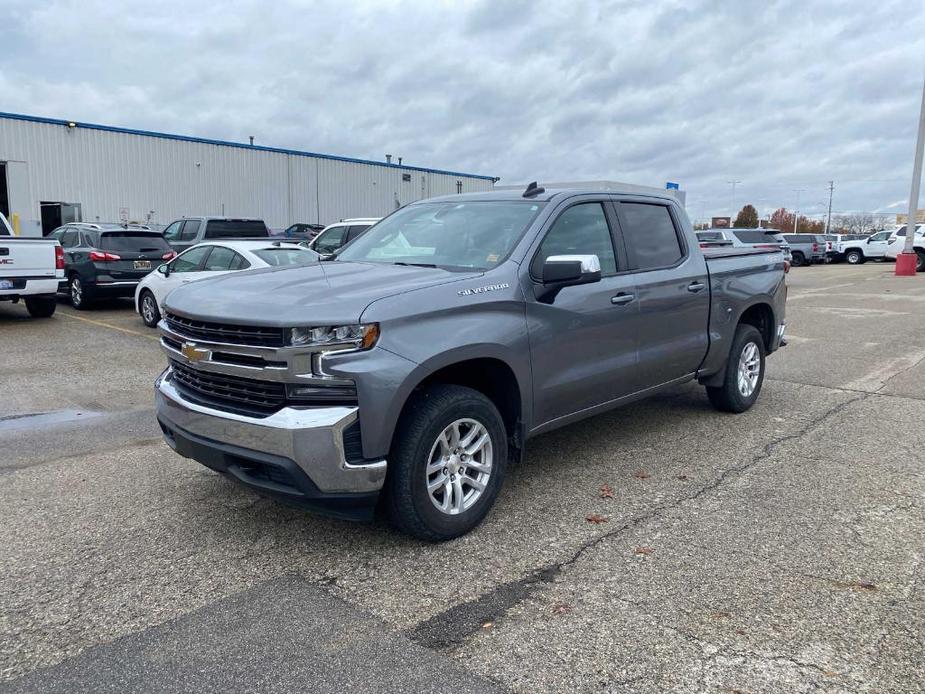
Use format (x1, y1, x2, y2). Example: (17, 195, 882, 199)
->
(0, 163, 9, 220)
(40, 201, 82, 236)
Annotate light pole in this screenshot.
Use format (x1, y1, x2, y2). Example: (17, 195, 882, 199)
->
(896, 71, 925, 276)
(727, 180, 741, 218)
(792, 189, 805, 233)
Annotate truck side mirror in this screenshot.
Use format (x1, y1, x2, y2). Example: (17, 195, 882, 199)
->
(536, 254, 602, 303)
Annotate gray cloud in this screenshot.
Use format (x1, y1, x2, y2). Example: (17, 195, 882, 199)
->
(1, 0, 924, 221)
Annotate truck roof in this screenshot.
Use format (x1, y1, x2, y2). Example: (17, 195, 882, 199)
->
(425, 186, 678, 205)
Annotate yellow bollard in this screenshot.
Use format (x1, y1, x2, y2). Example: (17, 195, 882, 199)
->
(11, 213, 20, 236)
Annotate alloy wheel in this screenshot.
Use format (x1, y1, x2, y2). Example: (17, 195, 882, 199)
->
(425, 418, 493, 515)
(737, 342, 761, 397)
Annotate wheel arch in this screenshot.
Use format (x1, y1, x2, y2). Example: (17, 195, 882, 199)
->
(385, 351, 528, 465)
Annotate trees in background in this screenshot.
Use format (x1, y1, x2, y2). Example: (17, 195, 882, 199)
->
(733, 204, 759, 228)
(768, 207, 825, 233)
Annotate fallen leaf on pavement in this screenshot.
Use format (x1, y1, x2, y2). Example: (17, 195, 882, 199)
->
(600, 483, 614, 499)
(481, 621, 493, 629)
(586, 513, 609, 524)
(634, 545, 653, 555)
(552, 602, 572, 615)
(634, 470, 650, 479)
(676, 474, 688, 480)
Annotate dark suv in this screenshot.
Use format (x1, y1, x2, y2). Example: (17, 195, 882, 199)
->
(49, 223, 175, 309)
(162, 217, 270, 253)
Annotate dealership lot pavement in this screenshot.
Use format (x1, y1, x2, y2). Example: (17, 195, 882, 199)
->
(1, 264, 923, 693)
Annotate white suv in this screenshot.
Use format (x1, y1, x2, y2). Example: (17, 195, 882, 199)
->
(307, 218, 380, 255)
(885, 224, 925, 270)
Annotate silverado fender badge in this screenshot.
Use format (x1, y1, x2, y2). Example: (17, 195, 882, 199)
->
(458, 282, 510, 297)
(181, 342, 210, 362)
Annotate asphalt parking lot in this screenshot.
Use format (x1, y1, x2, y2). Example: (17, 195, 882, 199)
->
(1, 264, 923, 693)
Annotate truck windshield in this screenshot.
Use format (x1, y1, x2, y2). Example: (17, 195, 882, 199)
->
(336, 201, 545, 270)
(204, 220, 269, 239)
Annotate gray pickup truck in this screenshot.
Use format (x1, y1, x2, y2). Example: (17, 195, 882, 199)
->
(154, 184, 787, 540)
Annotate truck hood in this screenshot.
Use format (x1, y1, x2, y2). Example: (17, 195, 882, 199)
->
(163, 261, 481, 326)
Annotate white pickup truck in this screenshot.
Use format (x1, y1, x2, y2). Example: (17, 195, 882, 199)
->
(0, 212, 64, 317)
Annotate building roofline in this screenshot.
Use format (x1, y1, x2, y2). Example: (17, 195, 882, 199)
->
(0, 111, 497, 181)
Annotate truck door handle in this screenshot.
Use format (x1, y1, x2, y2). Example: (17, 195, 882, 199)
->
(687, 281, 706, 293)
(611, 293, 635, 305)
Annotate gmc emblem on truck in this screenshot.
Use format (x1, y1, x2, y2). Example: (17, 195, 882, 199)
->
(0, 259, 12, 264)
(181, 342, 210, 362)
(458, 282, 509, 297)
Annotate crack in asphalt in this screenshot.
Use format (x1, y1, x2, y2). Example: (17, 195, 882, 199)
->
(407, 393, 870, 651)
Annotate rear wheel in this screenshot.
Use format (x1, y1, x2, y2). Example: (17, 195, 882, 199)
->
(139, 290, 161, 328)
(385, 384, 507, 541)
(24, 296, 57, 318)
(845, 249, 863, 265)
(69, 276, 92, 310)
(706, 324, 766, 413)
(916, 249, 925, 272)
(791, 251, 806, 267)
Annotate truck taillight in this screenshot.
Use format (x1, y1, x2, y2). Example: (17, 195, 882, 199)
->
(162, 251, 176, 261)
(812, 243, 819, 252)
(89, 251, 121, 262)
(54, 245, 65, 270)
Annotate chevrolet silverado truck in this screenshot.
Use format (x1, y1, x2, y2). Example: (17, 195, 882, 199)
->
(0, 212, 64, 317)
(155, 184, 787, 540)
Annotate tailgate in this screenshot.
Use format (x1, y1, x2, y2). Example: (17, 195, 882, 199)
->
(0, 240, 57, 278)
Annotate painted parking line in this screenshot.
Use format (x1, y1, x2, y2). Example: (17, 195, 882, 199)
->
(56, 311, 160, 340)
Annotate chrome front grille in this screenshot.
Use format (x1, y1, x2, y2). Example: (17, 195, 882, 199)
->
(165, 312, 286, 347)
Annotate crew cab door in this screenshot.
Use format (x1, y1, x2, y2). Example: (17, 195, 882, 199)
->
(864, 231, 891, 257)
(525, 200, 640, 426)
(614, 200, 709, 386)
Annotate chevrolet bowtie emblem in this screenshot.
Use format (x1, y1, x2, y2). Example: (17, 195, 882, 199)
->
(181, 342, 210, 362)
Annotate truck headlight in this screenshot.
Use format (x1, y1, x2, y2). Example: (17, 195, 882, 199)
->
(289, 324, 379, 350)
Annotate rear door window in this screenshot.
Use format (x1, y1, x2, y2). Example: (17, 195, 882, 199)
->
(619, 203, 683, 270)
(204, 220, 268, 239)
(179, 220, 201, 242)
(346, 224, 372, 242)
(253, 248, 319, 266)
(202, 246, 242, 271)
(60, 230, 79, 248)
(100, 232, 172, 253)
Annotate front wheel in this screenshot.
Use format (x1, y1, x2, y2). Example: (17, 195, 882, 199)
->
(24, 296, 57, 318)
(139, 290, 161, 328)
(917, 249, 925, 272)
(384, 384, 507, 541)
(706, 324, 766, 413)
(845, 249, 863, 265)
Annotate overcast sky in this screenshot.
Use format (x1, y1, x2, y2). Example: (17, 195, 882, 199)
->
(2, 0, 924, 221)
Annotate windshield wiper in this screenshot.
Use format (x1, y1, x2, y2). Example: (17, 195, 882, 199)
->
(392, 262, 438, 268)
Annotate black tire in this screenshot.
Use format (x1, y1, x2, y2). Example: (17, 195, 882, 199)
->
(69, 275, 92, 310)
(791, 251, 806, 267)
(139, 290, 161, 328)
(24, 296, 57, 318)
(384, 384, 507, 541)
(706, 324, 766, 414)
(916, 249, 925, 272)
(845, 249, 863, 265)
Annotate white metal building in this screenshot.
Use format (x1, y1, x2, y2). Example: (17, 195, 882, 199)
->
(0, 112, 496, 237)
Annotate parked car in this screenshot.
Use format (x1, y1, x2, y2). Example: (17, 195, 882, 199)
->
(840, 229, 896, 264)
(282, 223, 325, 241)
(828, 234, 875, 264)
(48, 223, 175, 309)
(162, 217, 270, 254)
(0, 212, 64, 317)
(884, 225, 925, 271)
(695, 228, 791, 262)
(135, 240, 320, 328)
(154, 184, 787, 540)
(307, 218, 380, 254)
(782, 234, 826, 266)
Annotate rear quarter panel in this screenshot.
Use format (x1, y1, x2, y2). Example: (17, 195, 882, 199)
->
(698, 252, 787, 378)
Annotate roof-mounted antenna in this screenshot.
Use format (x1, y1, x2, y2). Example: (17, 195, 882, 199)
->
(523, 181, 545, 198)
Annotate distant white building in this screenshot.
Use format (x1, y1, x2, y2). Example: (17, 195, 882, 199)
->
(0, 112, 495, 236)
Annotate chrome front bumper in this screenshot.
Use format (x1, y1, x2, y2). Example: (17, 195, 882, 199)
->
(155, 369, 386, 494)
